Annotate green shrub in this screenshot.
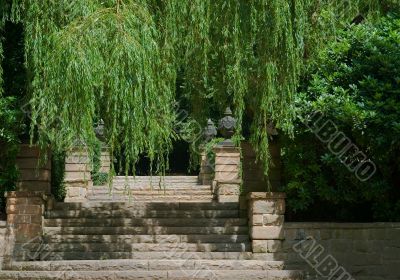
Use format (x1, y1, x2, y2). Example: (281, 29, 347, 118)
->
(282, 14, 400, 221)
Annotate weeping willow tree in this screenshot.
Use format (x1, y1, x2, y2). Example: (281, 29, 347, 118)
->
(3, 0, 398, 177)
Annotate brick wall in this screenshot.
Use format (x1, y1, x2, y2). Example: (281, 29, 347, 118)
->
(282, 222, 400, 280)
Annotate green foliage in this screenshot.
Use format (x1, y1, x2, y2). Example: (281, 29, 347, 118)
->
(0, 96, 22, 212)
(0, 0, 395, 183)
(203, 137, 225, 168)
(91, 140, 109, 185)
(282, 14, 400, 221)
(51, 151, 66, 201)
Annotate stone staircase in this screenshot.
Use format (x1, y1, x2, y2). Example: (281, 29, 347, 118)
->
(87, 176, 213, 202)
(1, 176, 302, 279)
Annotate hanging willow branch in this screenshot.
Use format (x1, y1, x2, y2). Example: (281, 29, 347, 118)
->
(5, 0, 397, 179)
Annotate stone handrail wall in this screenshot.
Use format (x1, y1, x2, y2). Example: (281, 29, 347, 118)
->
(212, 146, 241, 203)
(64, 148, 92, 202)
(0, 221, 6, 270)
(282, 222, 400, 280)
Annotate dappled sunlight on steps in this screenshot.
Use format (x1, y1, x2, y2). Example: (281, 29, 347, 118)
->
(1, 177, 303, 279)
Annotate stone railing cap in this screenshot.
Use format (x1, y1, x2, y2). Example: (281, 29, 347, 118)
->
(213, 146, 240, 153)
(246, 192, 286, 200)
(217, 179, 241, 184)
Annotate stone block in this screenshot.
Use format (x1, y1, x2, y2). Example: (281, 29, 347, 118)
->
(263, 214, 284, 226)
(215, 164, 239, 172)
(353, 240, 373, 253)
(17, 145, 40, 157)
(252, 240, 282, 253)
(213, 146, 240, 157)
(250, 226, 284, 240)
(250, 200, 275, 214)
(6, 204, 42, 215)
(214, 171, 239, 181)
(18, 169, 51, 182)
(215, 156, 240, 165)
(64, 171, 91, 181)
(217, 184, 240, 195)
(13, 224, 42, 243)
(7, 214, 33, 224)
(383, 246, 400, 261)
(65, 163, 91, 172)
(16, 158, 51, 170)
(66, 186, 87, 198)
(368, 229, 387, 240)
(218, 195, 240, 203)
(386, 228, 400, 241)
(16, 181, 51, 193)
(250, 214, 264, 226)
(248, 196, 285, 215)
(6, 197, 28, 205)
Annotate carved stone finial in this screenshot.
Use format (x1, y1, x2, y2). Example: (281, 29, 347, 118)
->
(218, 107, 236, 146)
(203, 119, 217, 143)
(94, 119, 105, 142)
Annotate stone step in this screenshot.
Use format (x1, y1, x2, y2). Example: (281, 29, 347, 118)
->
(19, 251, 279, 261)
(19, 242, 251, 253)
(0, 269, 303, 280)
(113, 175, 199, 182)
(91, 185, 211, 191)
(53, 201, 239, 211)
(86, 194, 214, 202)
(11, 259, 285, 271)
(45, 209, 239, 219)
(87, 189, 211, 195)
(41, 234, 250, 244)
(44, 226, 249, 235)
(44, 218, 248, 227)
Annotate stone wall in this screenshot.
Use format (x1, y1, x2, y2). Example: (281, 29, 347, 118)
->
(282, 222, 400, 280)
(64, 148, 92, 201)
(15, 145, 51, 193)
(241, 140, 281, 194)
(0, 221, 5, 270)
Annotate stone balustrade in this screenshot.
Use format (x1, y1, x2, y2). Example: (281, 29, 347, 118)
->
(64, 148, 92, 202)
(198, 150, 214, 185)
(212, 146, 241, 203)
(247, 192, 286, 255)
(4, 191, 49, 262)
(15, 144, 51, 193)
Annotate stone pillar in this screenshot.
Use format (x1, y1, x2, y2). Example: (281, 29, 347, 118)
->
(198, 150, 213, 185)
(241, 140, 281, 194)
(64, 148, 92, 202)
(213, 146, 241, 203)
(247, 192, 285, 255)
(99, 146, 111, 173)
(15, 144, 51, 193)
(5, 191, 47, 261)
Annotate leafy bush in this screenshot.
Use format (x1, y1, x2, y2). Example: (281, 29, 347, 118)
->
(282, 14, 400, 221)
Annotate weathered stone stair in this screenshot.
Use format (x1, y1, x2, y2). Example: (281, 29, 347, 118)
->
(0, 176, 302, 279)
(87, 176, 214, 202)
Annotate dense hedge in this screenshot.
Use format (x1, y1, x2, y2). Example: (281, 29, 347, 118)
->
(283, 14, 400, 222)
